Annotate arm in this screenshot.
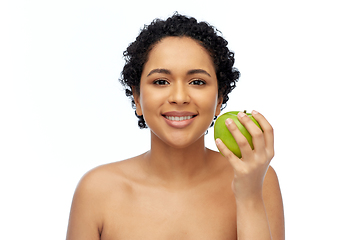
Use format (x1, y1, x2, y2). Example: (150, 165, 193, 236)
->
(216, 110, 284, 240)
(66, 170, 104, 240)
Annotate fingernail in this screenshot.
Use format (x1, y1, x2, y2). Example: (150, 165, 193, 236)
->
(225, 118, 232, 125)
(252, 110, 259, 115)
(215, 138, 222, 145)
(238, 111, 246, 118)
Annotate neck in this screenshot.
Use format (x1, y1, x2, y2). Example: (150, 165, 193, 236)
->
(142, 131, 211, 185)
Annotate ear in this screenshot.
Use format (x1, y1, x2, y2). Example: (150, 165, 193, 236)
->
(132, 87, 143, 116)
(215, 96, 223, 117)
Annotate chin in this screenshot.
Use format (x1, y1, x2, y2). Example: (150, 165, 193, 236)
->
(169, 136, 203, 149)
(152, 130, 205, 150)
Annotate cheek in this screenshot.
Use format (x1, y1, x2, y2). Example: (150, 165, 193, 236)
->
(197, 90, 220, 113)
(139, 88, 164, 114)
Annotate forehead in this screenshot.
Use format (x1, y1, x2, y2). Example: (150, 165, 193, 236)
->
(143, 37, 216, 75)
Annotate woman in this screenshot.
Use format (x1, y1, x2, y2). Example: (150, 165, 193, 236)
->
(66, 13, 284, 240)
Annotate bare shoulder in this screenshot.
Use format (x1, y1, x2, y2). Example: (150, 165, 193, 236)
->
(263, 165, 282, 202)
(74, 157, 139, 198)
(66, 155, 144, 240)
(81, 156, 140, 185)
(264, 165, 279, 184)
(263, 165, 285, 240)
(206, 148, 234, 173)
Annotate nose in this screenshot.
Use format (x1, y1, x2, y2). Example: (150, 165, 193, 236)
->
(168, 82, 190, 104)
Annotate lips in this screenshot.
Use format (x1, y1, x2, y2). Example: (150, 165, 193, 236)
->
(162, 111, 197, 128)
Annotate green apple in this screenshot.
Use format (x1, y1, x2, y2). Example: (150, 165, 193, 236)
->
(214, 111, 262, 158)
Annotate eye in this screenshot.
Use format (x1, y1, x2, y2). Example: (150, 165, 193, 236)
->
(190, 79, 206, 85)
(153, 79, 169, 85)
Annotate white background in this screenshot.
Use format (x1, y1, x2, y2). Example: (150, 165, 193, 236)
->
(1, 0, 359, 239)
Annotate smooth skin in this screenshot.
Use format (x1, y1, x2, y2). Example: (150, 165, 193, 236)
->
(66, 37, 284, 240)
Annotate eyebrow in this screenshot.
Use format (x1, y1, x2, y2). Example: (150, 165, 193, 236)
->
(187, 69, 211, 77)
(147, 68, 171, 77)
(146, 68, 211, 77)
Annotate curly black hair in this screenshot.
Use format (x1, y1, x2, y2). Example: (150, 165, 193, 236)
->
(119, 13, 240, 129)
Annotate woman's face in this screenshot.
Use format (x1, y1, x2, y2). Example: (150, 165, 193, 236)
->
(134, 36, 222, 148)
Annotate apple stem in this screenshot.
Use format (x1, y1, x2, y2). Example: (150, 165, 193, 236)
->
(244, 110, 247, 113)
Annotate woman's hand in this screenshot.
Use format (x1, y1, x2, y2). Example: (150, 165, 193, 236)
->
(215, 110, 275, 201)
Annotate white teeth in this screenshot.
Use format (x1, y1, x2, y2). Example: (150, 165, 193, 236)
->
(165, 115, 193, 121)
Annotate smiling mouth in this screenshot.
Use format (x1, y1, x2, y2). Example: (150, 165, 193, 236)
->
(164, 115, 196, 121)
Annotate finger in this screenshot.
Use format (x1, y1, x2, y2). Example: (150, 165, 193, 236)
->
(237, 112, 266, 154)
(251, 110, 275, 157)
(225, 118, 253, 159)
(215, 138, 244, 170)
